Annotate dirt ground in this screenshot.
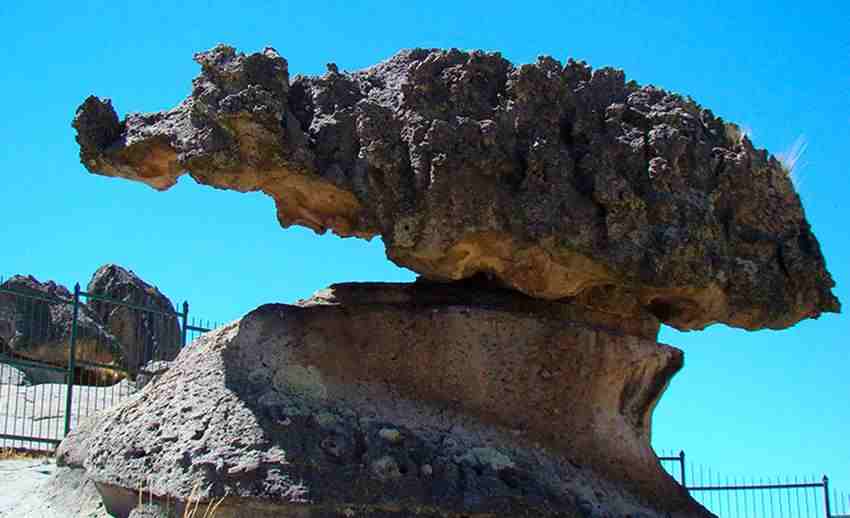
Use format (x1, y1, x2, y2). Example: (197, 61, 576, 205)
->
(0, 457, 108, 517)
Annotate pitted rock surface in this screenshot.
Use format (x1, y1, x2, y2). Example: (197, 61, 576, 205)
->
(73, 45, 838, 331)
(58, 283, 713, 517)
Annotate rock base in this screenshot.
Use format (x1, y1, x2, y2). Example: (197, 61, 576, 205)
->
(58, 283, 713, 517)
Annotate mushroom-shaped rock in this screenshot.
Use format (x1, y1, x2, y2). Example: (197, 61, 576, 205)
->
(73, 45, 839, 331)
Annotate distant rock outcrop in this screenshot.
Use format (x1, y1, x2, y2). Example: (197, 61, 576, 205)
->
(0, 265, 180, 379)
(73, 45, 838, 331)
(0, 275, 120, 370)
(86, 264, 181, 371)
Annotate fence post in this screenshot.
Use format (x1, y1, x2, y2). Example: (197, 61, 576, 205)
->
(181, 301, 189, 348)
(824, 475, 832, 518)
(679, 450, 687, 489)
(63, 283, 80, 436)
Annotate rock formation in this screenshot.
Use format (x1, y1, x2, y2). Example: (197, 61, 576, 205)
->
(0, 265, 181, 379)
(60, 282, 706, 518)
(65, 45, 840, 517)
(0, 275, 120, 370)
(73, 45, 838, 331)
(87, 264, 182, 371)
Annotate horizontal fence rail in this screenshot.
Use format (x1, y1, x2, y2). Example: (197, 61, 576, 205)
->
(0, 274, 219, 451)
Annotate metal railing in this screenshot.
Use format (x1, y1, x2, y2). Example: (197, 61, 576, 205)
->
(659, 450, 849, 517)
(0, 275, 219, 450)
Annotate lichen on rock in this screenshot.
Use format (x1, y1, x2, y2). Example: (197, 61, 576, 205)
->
(73, 45, 839, 331)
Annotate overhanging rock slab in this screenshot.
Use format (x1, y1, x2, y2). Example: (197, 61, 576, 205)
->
(73, 45, 839, 331)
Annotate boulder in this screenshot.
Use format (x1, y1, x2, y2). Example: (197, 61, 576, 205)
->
(58, 283, 713, 517)
(86, 264, 182, 371)
(0, 266, 182, 380)
(73, 45, 839, 331)
(0, 275, 120, 370)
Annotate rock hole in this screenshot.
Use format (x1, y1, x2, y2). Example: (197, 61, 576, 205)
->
(559, 115, 574, 147)
(647, 298, 678, 322)
(498, 468, 521, 489)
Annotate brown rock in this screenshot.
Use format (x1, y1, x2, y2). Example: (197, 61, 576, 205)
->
(0, 266, 181, 380)
(72, 45, 838, 331)
(86, 264, 181, 371)
(0, 275, 120, 372)
(57, 283, 713, 517)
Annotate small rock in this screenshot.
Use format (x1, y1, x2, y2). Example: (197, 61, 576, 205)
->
(128, 502, 171, 518)
(378, 427, 402, 443)
(314, 411, 338, 428)
(371, 455, 402, 481)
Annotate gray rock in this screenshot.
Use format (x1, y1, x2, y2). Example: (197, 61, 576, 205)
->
(58, 283, 714, 517)
(86, 264, 182, 371)
(135, 360, 172, 389)
(128, 503, 172, 518)
(72, 45, 838, 332)
(0, 266, 182, 381)
(0, 275, 121, 378)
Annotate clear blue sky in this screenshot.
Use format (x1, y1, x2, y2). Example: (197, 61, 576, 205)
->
(2, 0, 848, 497)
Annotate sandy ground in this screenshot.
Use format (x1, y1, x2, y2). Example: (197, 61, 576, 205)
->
(0, 458, 108, 517)
(1, 380, 136, 451)
(0, 375, 137, 517)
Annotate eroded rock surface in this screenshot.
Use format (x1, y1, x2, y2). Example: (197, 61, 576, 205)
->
(73, 45, 838, 330)
(58, 283, 712, 517)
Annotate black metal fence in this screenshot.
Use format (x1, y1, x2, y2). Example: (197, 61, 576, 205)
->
(0, 276, 219, 451)
(659, 450, 849, 517)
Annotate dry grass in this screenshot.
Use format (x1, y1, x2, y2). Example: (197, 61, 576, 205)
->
(136, 479, 227, 518)
(777, 134, 808, 185)
(182, 481, 228, 518)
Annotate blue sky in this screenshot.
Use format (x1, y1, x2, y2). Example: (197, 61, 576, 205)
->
(1, 0, 848, 497)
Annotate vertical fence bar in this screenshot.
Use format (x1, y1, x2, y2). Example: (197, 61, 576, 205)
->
(824, 476, 832, 518)
(63, 283, 80, 436)
(679, 450, 687, 488)
(181, 301, 189, 348)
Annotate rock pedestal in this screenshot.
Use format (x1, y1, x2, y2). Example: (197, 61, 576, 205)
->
(59, 282, 711, 517)
(64, 44, 840, 518)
